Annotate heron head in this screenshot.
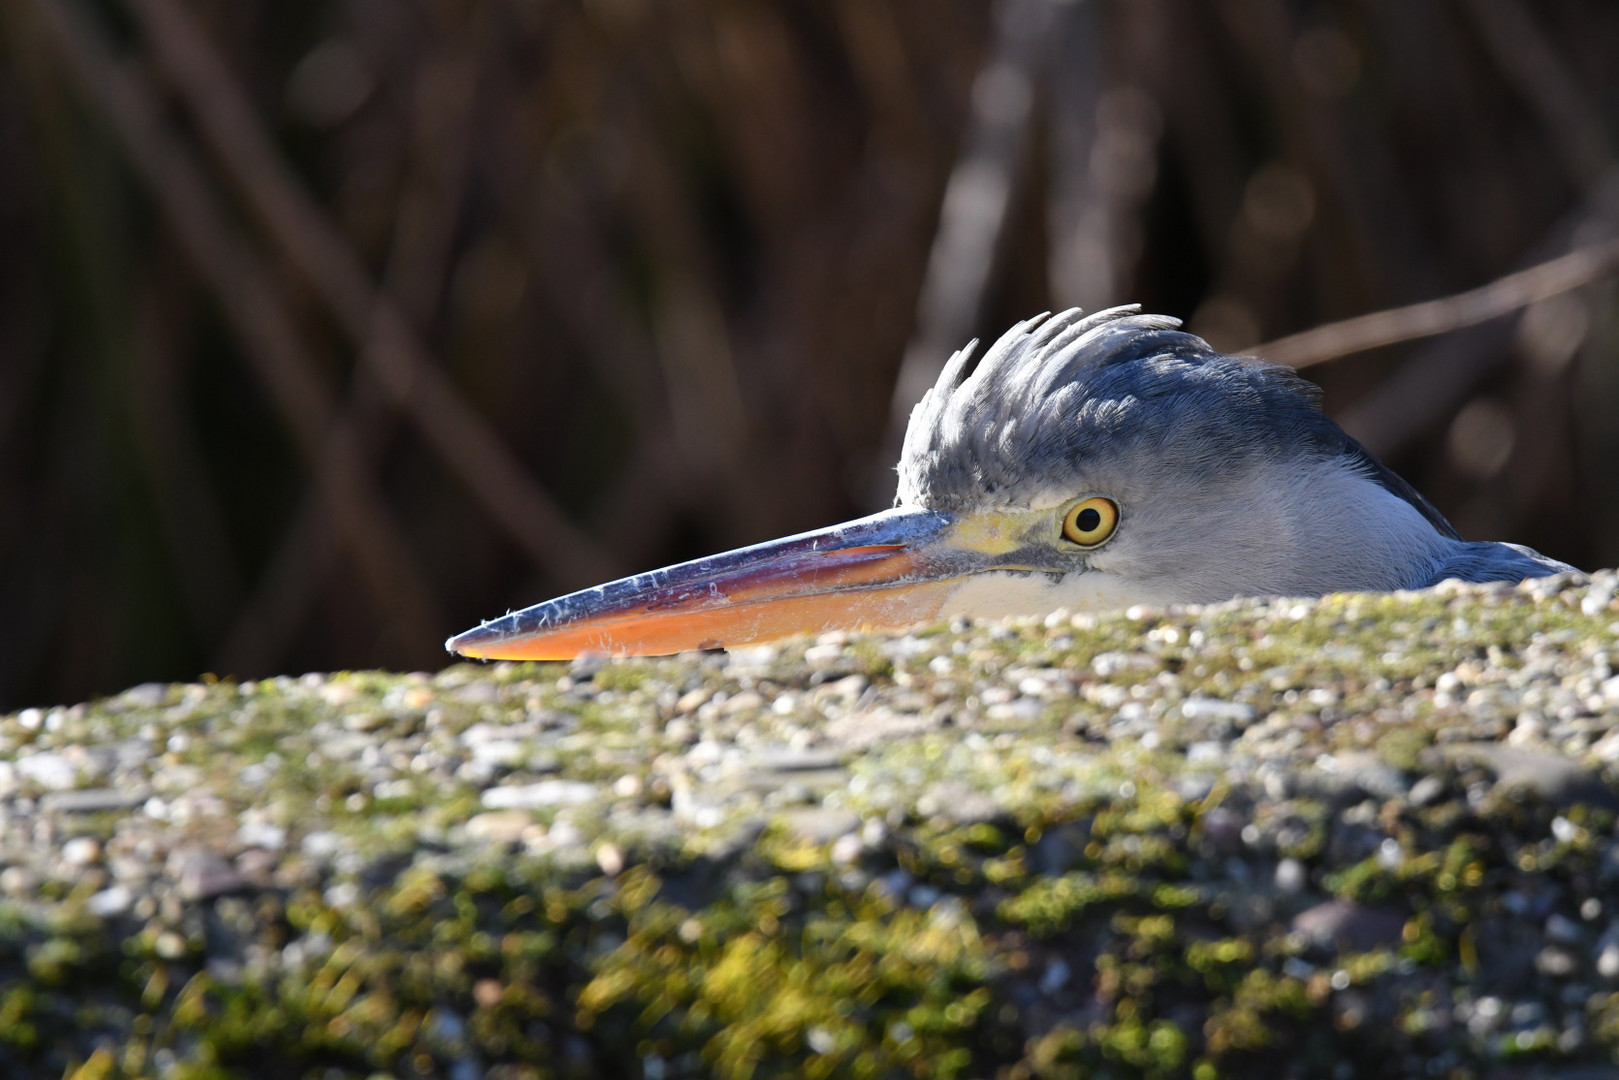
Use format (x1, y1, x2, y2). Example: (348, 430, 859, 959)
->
(448, 307, 1459, 660)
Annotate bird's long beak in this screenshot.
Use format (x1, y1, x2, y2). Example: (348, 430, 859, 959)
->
(446, 507, 1026, 660)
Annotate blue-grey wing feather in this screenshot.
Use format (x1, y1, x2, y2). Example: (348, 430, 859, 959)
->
(1417, 542, 1577, 587)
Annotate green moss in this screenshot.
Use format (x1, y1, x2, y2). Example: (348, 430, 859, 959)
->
(3, 577, 1618, 1076)
(1202, 970, 1312, 1055)
(581, 886, 995, 1080)
(0, 984, 41, 1051)
(1375, 725, 1433, 772)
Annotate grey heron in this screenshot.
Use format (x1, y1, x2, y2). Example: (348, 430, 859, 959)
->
(448, 307, 1575, 660)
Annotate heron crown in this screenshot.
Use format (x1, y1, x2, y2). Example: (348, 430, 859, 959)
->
(894, 306, 1457, 540)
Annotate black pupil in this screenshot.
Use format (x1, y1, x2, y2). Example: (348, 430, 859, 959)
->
(1075, 507, 1102, 533)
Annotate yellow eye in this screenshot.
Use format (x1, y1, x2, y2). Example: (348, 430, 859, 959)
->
(1062, 496, 1119, 547)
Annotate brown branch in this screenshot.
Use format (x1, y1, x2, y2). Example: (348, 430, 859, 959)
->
(213, 487, 340, 678)
(1252, 236, 1619, 369)
(25, 0, 445, 655)
(1327, 167, 1619, 457)
(128, 269, 244, 638)
(1572, 281, 1619, 568)
(870, 0, 1062, 505)
(220, 27, 484, 676)
(123, 0, 614, 587)
(1332, 319, 1509, 459)
(1043, 1, 1108, 309)
(1293, 4, 1619, 461)
(525, 190, 696, 572)
(1460, 0, 1614, 193)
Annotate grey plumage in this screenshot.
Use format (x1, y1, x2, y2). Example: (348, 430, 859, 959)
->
(896, 307, 1573, 600)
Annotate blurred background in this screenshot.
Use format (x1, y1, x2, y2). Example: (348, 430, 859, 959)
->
(1, 0, 1617, 711)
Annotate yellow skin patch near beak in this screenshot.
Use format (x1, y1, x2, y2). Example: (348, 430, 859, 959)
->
(941, 509, 1041, 558)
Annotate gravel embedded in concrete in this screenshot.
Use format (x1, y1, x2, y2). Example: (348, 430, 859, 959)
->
(0, 571, 1616, 1077)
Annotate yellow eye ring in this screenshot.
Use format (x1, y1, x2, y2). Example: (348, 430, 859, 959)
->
(1062, 497, 1119, 547)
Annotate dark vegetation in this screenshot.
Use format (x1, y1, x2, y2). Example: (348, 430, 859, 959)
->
(1, 0, 1617, 709)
